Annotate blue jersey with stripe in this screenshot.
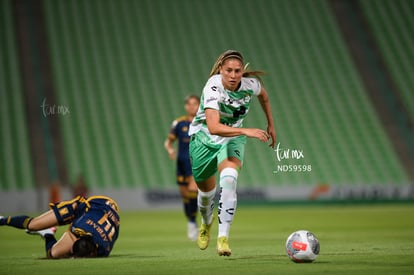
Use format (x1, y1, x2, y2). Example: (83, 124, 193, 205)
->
(169, 116, 191, 161)
(169, 116, 193, 180)
(70, 196, 120, 257)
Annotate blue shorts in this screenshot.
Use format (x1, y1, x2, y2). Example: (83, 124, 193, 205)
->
(176, 157, 193, 185)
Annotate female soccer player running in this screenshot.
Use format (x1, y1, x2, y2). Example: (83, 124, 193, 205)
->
(189, 50, 276, 256)
(164, 95, 200, 241)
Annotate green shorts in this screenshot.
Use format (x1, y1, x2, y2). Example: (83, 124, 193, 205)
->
(189, 131, 246, 183)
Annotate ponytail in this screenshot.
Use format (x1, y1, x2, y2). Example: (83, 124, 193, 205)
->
(242, 62, 265, 83)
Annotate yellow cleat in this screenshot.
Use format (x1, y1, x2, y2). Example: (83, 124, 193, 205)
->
(197, 221, 213, 250)
(217, 236, 232, 256)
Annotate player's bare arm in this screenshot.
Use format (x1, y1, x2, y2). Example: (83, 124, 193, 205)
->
(258, 87, 276, 148)
(205, 108, 270, 142)
(164, 135, 176, 160)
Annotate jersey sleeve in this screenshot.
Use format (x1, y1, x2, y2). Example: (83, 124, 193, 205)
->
(169, 120, 178, 137)
(247, 77, 262, 96)
(202, 76, 220, 111)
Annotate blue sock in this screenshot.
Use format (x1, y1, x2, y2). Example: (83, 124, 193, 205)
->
(0, 215, 32, 229)
(184, 190, 198, 223)
(44, 234, 57, 258)
(186, 198, 198, 223)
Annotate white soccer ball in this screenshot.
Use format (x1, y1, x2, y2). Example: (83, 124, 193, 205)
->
(285, 230, 320, 263)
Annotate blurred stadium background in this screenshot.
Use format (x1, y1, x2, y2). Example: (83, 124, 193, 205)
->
(1, 0, 413, 212)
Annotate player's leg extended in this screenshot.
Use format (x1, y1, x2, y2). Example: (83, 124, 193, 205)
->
(28, 210, 59, 230)
(0, 210, 58, 230)
(189, 131, 221, 249)
(0, 196, 83, 229)
(216, 158, 241, 256)
(216, 138, 245, 256)
(217, 159, 240, 237)
(0, 210, 59, 258)
(196, 176, 216, 250)
(0, 215, 33, 229)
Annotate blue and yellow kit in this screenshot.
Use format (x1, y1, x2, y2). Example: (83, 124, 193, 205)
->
(49, 195, 120, 257)
(168, 116, 193, 185)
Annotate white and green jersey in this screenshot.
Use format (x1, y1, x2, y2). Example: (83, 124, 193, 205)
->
(189, 74, 262, 145)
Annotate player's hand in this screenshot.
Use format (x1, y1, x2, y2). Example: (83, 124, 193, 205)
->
(243, 128, 270, 143)
(167, 149, 176, 160)
(267, 124, 276, 148)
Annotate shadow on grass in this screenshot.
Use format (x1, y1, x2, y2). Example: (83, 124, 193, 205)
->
(36, 254, 165, 260)
(225, 254, 330, 264)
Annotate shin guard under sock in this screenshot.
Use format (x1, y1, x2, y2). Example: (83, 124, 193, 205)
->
(218, 168, 238, 237)
(198, 187, 216, 225)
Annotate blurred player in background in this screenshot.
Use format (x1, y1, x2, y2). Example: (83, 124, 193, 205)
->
(189, 50, 276, 256)
(0, 195, 120, 258)
(164, 95, 200, 241)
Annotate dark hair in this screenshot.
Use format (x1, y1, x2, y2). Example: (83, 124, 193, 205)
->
(72, 236, 98, 258)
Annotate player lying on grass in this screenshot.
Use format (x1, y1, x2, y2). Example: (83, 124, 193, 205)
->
(0, 195, 120, 258)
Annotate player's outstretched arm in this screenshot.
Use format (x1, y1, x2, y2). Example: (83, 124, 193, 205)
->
(257, 87, 276, 148)
(205, 108, 270, 143)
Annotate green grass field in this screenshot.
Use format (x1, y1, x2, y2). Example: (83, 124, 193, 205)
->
(1, 203, 414, 274)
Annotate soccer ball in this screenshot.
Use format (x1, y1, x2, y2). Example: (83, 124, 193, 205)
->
(285, 230, 320, 263)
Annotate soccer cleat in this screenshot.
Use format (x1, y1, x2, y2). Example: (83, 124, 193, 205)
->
(26, 227, 57, 239)
(0, 216, 5, 225)
(217, 236, 232, 256)
(197, 220, 213, 250)
(187, 222, 198, 241)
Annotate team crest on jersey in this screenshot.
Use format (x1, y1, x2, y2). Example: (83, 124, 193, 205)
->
(221, 94, 251, 107)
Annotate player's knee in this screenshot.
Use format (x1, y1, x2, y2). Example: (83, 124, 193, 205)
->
(219, 167, 238, 190)
(26, 218, 38, 231)
(49, 196, 83, 225)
